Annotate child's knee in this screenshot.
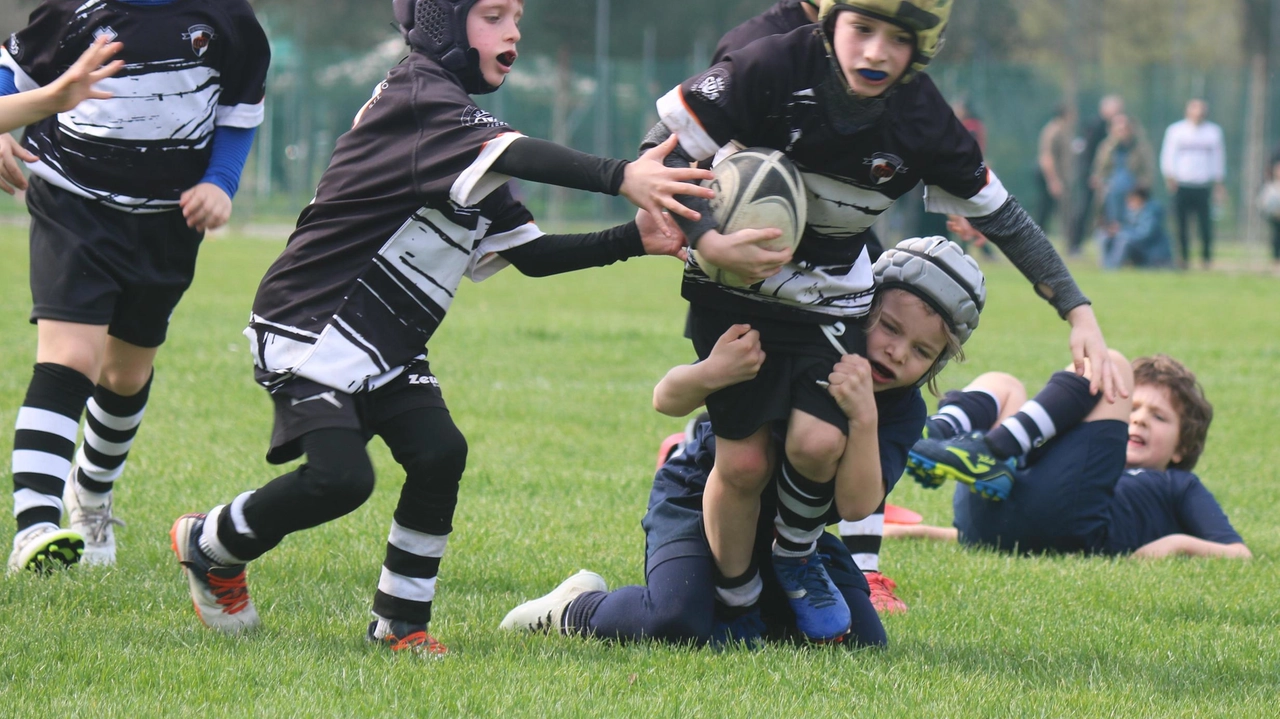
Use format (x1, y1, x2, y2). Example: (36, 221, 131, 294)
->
(715, 446, 772, 491)
(301, 454, 377, 514)
(402, 425, 469, 480)
(785, 423, 845, 477)
(645, 604, 713, 644)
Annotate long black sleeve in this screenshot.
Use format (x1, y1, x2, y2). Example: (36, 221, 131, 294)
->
(966, 196, 1090, 318)
(490, 136, 628, 195)
(640, 121, 718, 247)
(499, 221, 644, 277)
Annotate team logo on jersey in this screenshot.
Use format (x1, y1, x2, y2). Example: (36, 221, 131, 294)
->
(182, 25, 216, 57)
(864, 152, 907, 185)
(6, 34, 19, 60)
(690, 68, 730, 105)
(461, 105, 506, 128)
(93, 26, 118, 43)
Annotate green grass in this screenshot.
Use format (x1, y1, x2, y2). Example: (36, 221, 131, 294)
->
(1, 227, 1278, 717)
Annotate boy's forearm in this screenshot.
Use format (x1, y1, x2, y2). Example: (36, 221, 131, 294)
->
(0, 86, 59, 133)
(653, 363, 719, 417)
(832, 421, 883, 521)
(1132, 534, 1253, 559)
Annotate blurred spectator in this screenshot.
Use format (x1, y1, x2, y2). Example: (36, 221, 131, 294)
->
(1035, 103, 1076, 235)
(945, 97, 994, 259)
(1091, 113, 1155, 230)
(1160, 99, 1226, 269)
(1257, 158, 1280, 267)
(1066, 94, 1125, 254)
(1101, 187, 1172, 269)
(952, 96, 987, 151)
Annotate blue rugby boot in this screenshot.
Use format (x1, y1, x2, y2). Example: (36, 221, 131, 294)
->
(907, 431, 1016, 501)
(772, 549, 850, 642)
(710, 602, 766, 650)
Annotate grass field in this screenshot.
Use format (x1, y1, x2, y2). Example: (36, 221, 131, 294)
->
(1, 226, 1278, 718)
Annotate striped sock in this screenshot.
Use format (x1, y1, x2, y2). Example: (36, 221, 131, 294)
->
(12, 364, 95, 532)
(838, 500, 886, 572)
(985, 372, 1098, 459)
(372, 520, 448, 626)
(714, 564, 763, 608)
(927, 389, 1001, 439)
(74, 373, 152, 499)
(773, 457, 833, 558)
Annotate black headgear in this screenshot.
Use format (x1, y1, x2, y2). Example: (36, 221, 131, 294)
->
(393, 0, 498, 95)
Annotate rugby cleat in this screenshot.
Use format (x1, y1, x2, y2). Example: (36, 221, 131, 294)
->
(710, 603, 766, 650)
(7, 523, 83, 573)
(64, 474, 124, 566)
(171, 513, 260, 634)
(907, 431, 1016, 500)
(367, 618, 448, 658)
(772, 550, 851, 642)
(865, 571, 908, 615)
(499, 569, 608, 633)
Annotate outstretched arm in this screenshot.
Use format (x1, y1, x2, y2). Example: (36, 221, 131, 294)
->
(967, 196, 1126, 403)
(1131, 535, 1252, 559)
(490, 132, 713, 238)
(637, 121, 789, 283)
(0, 37, 122, 194)
(652, 324, 764, 417)
(0, 36, 122, 133)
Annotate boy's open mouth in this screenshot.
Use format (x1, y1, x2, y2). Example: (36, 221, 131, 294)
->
(1128, 434, 1146, 447)
(857, 69, 888, 81)
(870, 359, 895, 382)
(497, 51, 516, 68)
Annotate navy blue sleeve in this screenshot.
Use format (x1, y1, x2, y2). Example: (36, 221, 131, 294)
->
(875, 388, 927, 494)
(1172, 471, 1244, 544)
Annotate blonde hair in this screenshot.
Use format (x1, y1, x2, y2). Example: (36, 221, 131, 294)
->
(865, 288, 964, 396)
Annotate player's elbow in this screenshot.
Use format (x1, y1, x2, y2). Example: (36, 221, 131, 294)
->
(652, 389, 684, 417)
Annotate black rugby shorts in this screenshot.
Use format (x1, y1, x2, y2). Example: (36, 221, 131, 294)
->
(27, 176, 204, 347)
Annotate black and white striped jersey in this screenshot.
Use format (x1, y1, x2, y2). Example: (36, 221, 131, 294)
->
(659, 26, 1007, 323)
(245, 54, 541, 395)
(0, 0, 268, 211)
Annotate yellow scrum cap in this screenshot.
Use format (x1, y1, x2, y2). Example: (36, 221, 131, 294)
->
(818, 0, 952, 83)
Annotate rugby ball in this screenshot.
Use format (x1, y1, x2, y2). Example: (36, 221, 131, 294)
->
(690, 147, 807, 288)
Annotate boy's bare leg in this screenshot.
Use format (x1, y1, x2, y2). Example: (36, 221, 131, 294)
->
(702, 426, 773, 578)
(35, 319, 110, 380)
(1071, 349, 1134, 423)
(99, 336, 159, 396)
(960, 372, 1027, 427)
(772, 409, 853, 640)
(784, 410, 846, 484)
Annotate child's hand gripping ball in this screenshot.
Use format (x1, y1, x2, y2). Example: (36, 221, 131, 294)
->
(690, 147, 807, 287)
